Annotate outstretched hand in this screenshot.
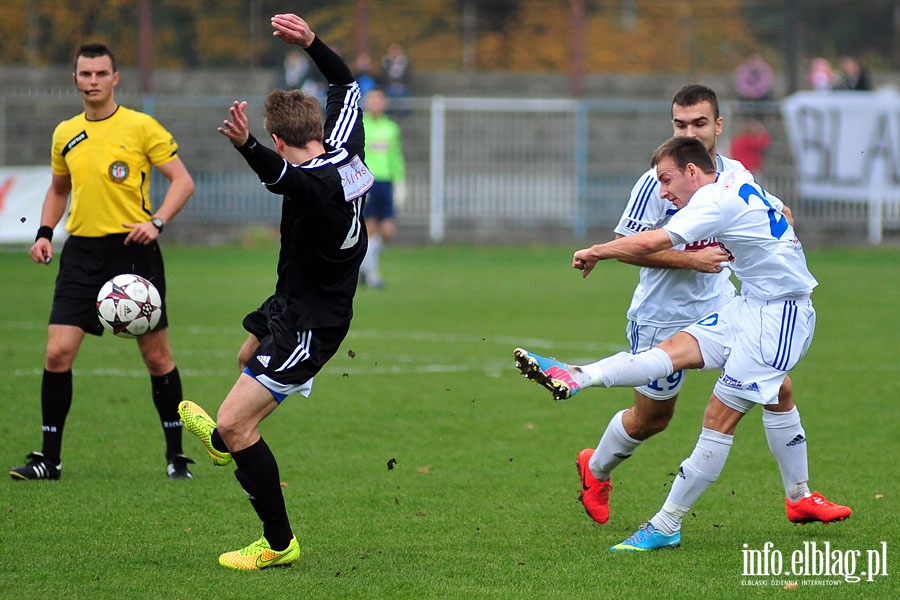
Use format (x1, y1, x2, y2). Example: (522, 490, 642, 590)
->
(573, 247, 599, 278)
(271, 13, 315, 48)
(218, 100, 250, 147)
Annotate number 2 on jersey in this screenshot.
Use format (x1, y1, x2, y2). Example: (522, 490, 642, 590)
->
(738, 183, 788, 239)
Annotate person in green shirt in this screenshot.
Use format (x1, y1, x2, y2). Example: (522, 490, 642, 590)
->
(360, 88, 406, 288)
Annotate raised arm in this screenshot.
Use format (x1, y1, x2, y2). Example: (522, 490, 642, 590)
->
(271, 14, 353, 85)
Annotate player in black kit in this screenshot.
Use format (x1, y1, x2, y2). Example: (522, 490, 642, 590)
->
(178, 13, 373, 570)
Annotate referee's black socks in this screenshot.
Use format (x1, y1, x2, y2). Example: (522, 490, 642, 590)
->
(41, 369, 73, 465)
(151, 367, 184, 460)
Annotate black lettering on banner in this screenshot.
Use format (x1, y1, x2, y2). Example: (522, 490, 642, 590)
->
(863, 112, 900, 184)
(796, 108, 830, 181)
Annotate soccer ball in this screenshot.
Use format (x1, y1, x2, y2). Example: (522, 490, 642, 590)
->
(96, 274, 162, 338)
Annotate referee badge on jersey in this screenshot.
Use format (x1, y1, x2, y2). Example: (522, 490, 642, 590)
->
(108, 161, 129, 183)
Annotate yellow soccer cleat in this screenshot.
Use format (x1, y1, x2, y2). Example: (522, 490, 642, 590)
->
(177, 401, 232, 467)
(218, 536, 301, 571)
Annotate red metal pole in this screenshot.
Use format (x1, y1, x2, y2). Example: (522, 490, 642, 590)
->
(356, 0, 370, 59)
(139, 0, 152, 93)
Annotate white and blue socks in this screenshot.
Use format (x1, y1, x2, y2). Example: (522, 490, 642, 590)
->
(651, 427, 733, 535)
(578, 348, 674, 389)
(590, 409, 642, 481)
(361, 233, 383, 287)
(763, 407, 811, 502)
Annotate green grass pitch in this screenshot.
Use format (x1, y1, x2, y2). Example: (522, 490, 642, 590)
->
(1, 242, 897, 599)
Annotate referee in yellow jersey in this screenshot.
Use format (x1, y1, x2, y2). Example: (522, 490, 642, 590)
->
(10, 43, 196, 481)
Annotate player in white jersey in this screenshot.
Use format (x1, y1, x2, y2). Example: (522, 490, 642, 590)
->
(525, 137, 851, 551)
(523, 85, 805, 527)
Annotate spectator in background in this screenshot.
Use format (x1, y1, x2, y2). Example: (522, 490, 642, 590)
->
(834, 56, 873, 91)
(729, 119, 771, 175)
(360, 88, 406, 289)
(353, 51, 378, 98)
(276, 49, 326, 105)
(380, 42, 412, 100)
(807, 57, 835, 91)
(733, 52, 774, 102)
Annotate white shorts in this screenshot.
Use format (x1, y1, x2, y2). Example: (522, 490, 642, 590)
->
(627, 321, 688, 400)
(683, 295, 816, 409)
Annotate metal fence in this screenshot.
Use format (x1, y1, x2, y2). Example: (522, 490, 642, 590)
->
(2, 91, 897, 245)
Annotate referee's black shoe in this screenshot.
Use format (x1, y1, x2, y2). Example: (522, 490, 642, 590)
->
(166, 454, 196, 480)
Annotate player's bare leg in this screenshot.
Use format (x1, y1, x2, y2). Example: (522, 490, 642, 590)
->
(138, 328, 192, 478)
(213, 374, 300, 569)
(580, 393, 677, 523)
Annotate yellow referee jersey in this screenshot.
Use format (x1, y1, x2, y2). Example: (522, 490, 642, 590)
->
(51, 106, 179, 237)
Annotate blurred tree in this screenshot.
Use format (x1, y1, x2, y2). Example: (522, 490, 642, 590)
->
(0, 0, 896, 73)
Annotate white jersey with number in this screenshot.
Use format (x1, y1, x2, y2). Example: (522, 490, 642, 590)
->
(614, 154, 744, 327)
(664, 170, 818, 300)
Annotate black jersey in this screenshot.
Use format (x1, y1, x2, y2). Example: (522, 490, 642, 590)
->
(235, 38, 373, 329)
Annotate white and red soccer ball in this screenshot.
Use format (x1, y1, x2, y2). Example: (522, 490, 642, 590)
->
(96, 274, 162, 338)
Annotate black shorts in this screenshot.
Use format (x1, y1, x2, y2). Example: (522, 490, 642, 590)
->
(242, 296, 350, 401)
(50, 234, 169, 336)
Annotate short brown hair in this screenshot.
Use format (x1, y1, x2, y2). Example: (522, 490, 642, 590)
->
(671, 84, 719, 119)
(263, 89, 324, 148)
(651, 136, 716, 173)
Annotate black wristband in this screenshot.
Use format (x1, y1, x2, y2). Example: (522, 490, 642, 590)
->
(36, 226, 53, 242)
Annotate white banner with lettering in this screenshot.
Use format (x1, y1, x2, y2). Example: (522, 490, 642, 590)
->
(0, 167, 68, 244)
(781, 89, 900, 202)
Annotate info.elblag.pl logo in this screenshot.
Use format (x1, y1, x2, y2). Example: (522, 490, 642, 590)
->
(741, 541, 889, 586)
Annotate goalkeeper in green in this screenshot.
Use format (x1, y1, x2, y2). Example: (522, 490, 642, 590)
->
(360, 88, 406, 288)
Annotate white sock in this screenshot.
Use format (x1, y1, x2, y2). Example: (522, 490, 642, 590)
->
(763, 407, 811, 502)
(590, 409, 641, 481)
(579, 348, 673, 389)
(650, 427, 733, 534)
(362, 234, 382, 281)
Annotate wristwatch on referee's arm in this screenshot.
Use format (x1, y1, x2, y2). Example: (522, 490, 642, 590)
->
(150, 217, 165, 233)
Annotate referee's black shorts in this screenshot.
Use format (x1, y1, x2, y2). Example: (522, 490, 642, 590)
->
(50, 234, 169, 336)
(242, 295, 350, 402)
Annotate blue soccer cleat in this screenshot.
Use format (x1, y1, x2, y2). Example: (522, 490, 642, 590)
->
(611, 522, 681, 552)
(513, 347, 582, 400)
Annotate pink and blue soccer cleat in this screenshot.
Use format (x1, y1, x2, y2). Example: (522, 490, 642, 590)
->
(513, 348, 582, 400)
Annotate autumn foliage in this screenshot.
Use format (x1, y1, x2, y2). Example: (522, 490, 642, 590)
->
(0, 0, 758, 73)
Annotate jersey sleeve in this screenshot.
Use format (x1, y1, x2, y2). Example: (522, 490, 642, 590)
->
(613, 167, 669, 237)
(235, 134, 294, 189)
(49, 123, 69, 176)
(142, 115, 179, 167)
(304, 36, 365, 158)
(663, 185, 723, 244)
(322, 83, 365, 157)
